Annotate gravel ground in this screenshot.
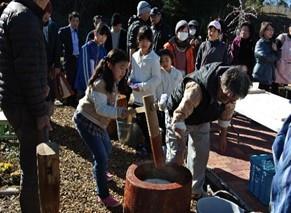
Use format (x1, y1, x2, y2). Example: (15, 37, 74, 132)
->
(0, 106, 197, 213)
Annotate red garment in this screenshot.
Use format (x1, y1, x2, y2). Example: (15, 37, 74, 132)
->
(164, 39, 195, 74)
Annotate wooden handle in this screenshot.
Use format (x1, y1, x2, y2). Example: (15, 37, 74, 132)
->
(117, 94, 127, 107)
(143, 95, 165, 168)
(37, 141, 60, 213)
(117, 94, 127, 122)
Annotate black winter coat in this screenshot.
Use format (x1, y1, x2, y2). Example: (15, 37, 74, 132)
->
(0, 0, 48, 117)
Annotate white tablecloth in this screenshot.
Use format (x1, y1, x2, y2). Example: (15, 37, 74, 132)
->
(235, 91, 291, 132)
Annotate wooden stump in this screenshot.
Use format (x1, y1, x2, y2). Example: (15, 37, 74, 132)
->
(123, 162, 192, 213)
(37, 142, 60, 213)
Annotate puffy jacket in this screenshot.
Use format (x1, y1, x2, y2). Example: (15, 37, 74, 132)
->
(195, 39, 229, 70)
(164, 37, 195, 74)
(127, 17, 148, 52)
(0, 0, 48, 117)
(151, 21, 172, 52)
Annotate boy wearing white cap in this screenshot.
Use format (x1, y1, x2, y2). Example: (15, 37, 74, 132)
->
(195, 20, 229, 70)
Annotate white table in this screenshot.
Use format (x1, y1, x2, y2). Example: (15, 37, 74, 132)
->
(235, 90, 291, 133)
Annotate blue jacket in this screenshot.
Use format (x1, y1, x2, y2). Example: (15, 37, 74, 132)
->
(271, 114, 291, 213)
(74, 41, 106, 93)
(252, 38, 279, 85)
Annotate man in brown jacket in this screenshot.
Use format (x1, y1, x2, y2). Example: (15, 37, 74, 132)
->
(0, 0, 51, 212)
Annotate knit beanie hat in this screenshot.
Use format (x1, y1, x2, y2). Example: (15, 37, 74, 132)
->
(137, 1, 151, 16)
(175, 20, 188, 33)
(189, 20, 199, 28)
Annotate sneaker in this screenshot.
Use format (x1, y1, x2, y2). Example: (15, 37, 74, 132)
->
(54, 100, 63, 106)
(106, 171, 113, 182)
(97, 195, 121, 207)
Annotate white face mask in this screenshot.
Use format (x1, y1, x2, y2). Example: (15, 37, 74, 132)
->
(189, 28, 196, 36)
(177, 32, 188, 41)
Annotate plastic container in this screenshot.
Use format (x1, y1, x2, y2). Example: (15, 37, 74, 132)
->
(249, 154, 275, 205)
(197, 196, 244, 213)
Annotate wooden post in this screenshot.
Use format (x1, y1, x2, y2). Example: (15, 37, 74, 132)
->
(37, 141, 60, 213)
(143, 95, 165, 168)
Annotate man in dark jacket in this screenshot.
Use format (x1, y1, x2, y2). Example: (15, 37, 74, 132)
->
(0, 0, 51, 212)
(150, 7, 171, 52)
(58, 11, 81, 106)
(127, 1, 151, 57)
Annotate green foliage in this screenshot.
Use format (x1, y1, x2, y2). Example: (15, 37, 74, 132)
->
(163, 0, 239, 35)
(164, 0, 239, 21)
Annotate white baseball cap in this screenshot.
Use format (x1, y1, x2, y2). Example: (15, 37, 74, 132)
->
(208, 20, 221, 31)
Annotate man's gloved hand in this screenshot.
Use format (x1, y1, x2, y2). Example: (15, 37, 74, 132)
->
(174, 127, 185, 141)
(173, 121, 186, 141)
(158, 93, 168, 111)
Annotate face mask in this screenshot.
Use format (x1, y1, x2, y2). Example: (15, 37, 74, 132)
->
(177, 32, 188, 41)
(189, 28, 196, 36)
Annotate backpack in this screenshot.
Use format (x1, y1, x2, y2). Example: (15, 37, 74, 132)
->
(127, 15, 139, 27)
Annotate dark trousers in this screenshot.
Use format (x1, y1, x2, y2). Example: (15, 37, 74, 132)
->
(131, 104, 151, 152)
(157, 111, 166, 145)
(65, 55, 78, 90)
(3, 105, 44, 213)
(65, 55, 78, 107)
(131, 104, 163, 152)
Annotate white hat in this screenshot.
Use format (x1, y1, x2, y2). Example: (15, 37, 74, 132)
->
(137, 1, 151, 16)
(208, 20, 221, 31)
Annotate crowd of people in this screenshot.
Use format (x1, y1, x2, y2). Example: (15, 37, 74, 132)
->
(0, 0, 290, 212)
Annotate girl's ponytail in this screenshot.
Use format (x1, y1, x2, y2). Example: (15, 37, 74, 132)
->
(88, 49, 129, 92)
(88, 58, 107, 86)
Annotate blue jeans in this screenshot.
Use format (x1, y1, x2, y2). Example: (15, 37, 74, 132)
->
(74, 113, 112, 198)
